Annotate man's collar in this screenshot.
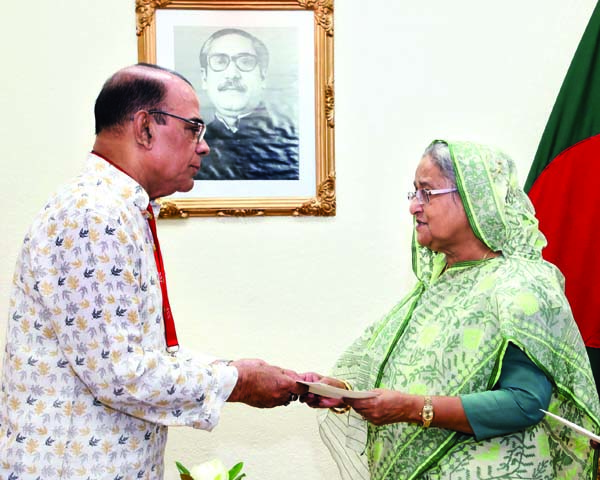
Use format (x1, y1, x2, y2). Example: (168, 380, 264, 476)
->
(214, 111, 253, 133)
(88, 151, 150, 212)
(214, 103, 269, 133)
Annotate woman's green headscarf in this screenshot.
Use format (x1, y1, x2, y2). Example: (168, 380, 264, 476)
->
(414, 140, 546, 282)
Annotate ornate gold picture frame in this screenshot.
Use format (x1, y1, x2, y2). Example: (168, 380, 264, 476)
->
(136, 0, 334, 217)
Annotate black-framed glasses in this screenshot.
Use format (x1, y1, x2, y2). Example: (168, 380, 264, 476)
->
(148, 110, 206, 144)
(407, 188, 458, 205)
(208, 53, 258, 72)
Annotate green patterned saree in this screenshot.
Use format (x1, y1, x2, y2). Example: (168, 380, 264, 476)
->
(319, 141, 600, 479)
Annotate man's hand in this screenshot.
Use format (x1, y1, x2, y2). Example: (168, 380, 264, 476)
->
(227, 359, 307, 408)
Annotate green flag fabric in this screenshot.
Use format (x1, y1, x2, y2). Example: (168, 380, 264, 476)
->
(527, 3, 600, 351)
(525, 1, 600, 192)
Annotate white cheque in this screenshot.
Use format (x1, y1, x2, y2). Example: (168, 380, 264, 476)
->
(297, 381, 378, 399)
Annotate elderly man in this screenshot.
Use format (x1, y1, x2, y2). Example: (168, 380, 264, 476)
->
(0, 63, 305, 480)
(194, 28, 299, 181)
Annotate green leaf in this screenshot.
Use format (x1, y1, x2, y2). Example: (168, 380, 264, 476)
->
(175, 461, 191, 475)
(228, 462, 244, 480)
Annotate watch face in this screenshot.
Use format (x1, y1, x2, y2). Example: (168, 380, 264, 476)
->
(421, 397, 434, 426)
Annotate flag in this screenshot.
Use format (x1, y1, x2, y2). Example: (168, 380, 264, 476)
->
(526, 2, 600, 351)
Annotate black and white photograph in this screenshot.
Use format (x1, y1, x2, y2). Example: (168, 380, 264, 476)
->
(178, 26, 300, 182)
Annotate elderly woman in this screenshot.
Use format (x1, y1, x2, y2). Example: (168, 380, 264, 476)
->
(302, 140, 600, 479)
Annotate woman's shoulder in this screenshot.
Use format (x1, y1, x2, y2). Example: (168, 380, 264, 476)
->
(492, 256, 569, 311)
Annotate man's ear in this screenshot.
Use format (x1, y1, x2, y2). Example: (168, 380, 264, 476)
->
(200, 68, 208, 89)
(132, 110, 154, 149)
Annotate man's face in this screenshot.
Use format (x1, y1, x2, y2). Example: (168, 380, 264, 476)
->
(145, 75, 209, 198)
(202, 33, 266, 118)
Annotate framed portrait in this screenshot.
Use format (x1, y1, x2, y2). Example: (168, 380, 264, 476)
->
(136, 0, 335, 217)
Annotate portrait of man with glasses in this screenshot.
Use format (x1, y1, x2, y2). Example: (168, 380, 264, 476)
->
(193, 28, 299, 181)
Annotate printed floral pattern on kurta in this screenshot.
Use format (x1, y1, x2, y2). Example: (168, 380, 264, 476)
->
(0, 153, 237, 480)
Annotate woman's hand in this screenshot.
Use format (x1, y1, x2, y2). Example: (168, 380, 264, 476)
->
(343, 389, 413, 426)
(345, 391, 474, 433)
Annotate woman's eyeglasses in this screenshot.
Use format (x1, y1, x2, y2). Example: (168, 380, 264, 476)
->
(407, 188, 457, 205)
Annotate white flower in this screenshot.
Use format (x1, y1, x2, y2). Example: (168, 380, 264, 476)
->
(188, 458, 229, 480)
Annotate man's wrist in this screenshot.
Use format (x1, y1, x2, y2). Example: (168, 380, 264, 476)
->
(212, 359, 233, 366)
(211, 359, 239, 402)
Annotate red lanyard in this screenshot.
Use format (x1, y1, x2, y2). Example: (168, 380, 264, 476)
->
(146, 204, 179, 353)
(91, 151, 179, 353)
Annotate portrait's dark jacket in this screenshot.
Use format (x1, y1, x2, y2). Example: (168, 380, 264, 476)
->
(194, 104, 299, 180)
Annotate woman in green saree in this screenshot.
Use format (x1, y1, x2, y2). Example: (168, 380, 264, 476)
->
(302, 140, 600, 479)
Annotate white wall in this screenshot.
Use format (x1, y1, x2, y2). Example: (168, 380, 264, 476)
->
(0, 1, 595, 479)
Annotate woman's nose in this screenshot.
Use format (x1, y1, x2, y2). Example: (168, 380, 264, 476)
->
(409, 197, 422, 215)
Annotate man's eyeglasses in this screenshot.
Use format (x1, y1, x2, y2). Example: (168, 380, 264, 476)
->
(407, 188, 458, 205)
(208, 53, 258, 72)
(148, 110, 206, 144)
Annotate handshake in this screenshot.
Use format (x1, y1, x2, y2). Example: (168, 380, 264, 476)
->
(226, 359, 354, 410)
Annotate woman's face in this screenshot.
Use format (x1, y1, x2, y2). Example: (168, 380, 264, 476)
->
(409, 155, 474, 255)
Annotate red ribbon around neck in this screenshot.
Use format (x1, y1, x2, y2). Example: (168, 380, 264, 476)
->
(146, 204, 180, 353)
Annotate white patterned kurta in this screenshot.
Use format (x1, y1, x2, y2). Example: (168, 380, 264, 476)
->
(0, 153, 237, 479)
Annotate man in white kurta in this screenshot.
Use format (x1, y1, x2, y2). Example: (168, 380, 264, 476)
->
(0, 64, 304, 479)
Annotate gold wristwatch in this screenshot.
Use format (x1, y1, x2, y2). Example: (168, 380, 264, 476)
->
(420, 396, 434, 428)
